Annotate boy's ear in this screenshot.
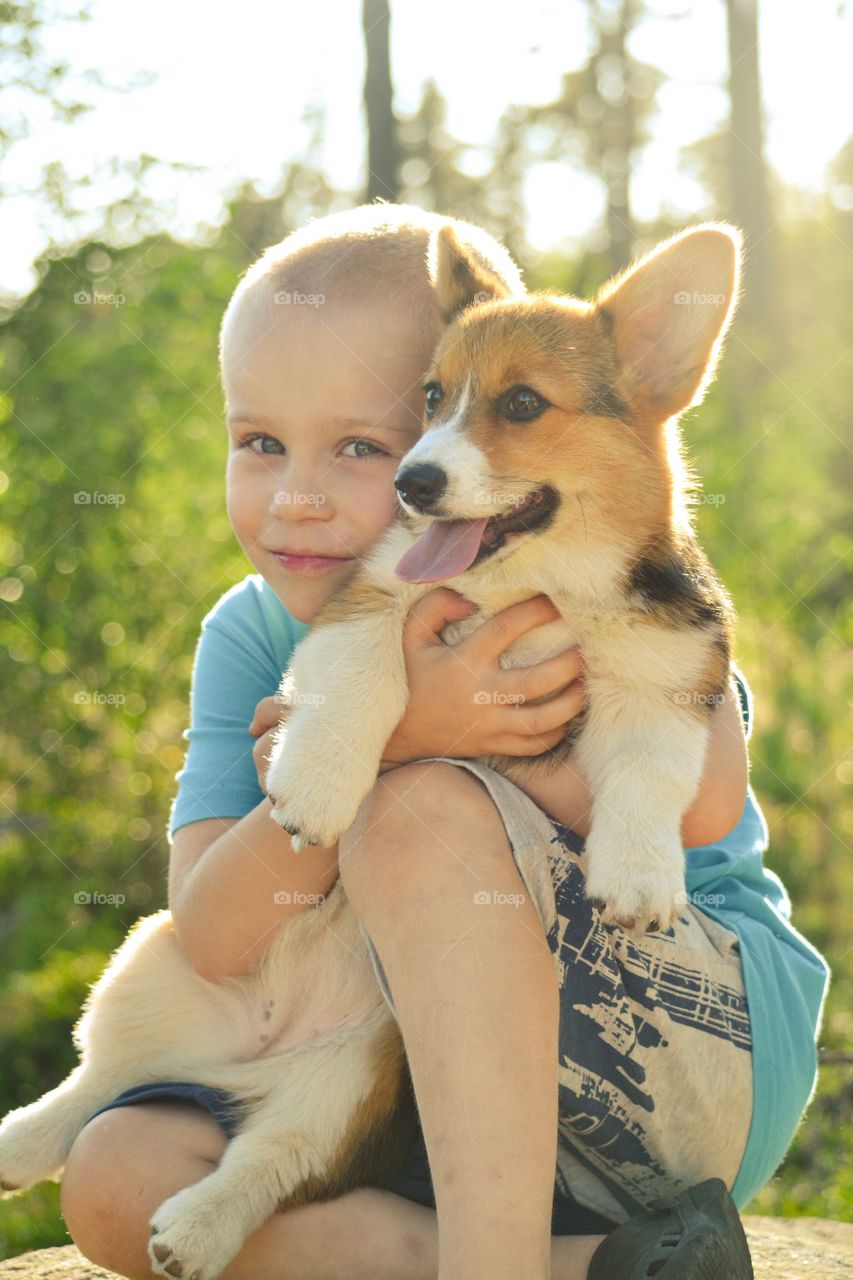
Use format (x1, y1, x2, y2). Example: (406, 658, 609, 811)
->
(595, 223, 743, 419)
(429, 224, 516, 324)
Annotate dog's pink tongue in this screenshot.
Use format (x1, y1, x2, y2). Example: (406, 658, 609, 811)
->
(394, 518, 489, 583)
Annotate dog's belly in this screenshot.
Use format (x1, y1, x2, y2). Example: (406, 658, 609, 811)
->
(230, 886, 389, 1065)
(247, 1001, 371, 1062)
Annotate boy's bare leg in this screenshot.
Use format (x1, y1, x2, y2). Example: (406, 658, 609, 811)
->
(337, 761, 571, 1280)
(61, 1102, 606, 1280)
(62, 1102, 429, 1280)
(61, 1102, 435, 1280)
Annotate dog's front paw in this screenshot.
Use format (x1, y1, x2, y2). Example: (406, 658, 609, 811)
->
(266, 737, 370, 852)
(149, 1182, 247, 1280)
(584, 826, 684, 936)
(267, 793, 339, 853)
(265, 742, 330, 850)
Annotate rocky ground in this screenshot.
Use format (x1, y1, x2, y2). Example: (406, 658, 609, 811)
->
(0, 1216, 851, 1278)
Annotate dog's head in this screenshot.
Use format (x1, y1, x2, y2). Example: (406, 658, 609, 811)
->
(393, 223, 742, 585)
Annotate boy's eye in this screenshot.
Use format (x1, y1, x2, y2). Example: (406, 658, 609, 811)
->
(423, 382, 443, 419)
(341, 439, 386, 459)
(498, 385, 549, 422)
(241, 433, 285, 455)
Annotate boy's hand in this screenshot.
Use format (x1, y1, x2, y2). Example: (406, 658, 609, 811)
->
(380, 590, 586, 772)
(248, 695, 291, 793)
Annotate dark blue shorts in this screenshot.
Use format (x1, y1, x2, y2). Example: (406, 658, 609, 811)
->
(84, 1081, 618, 1236)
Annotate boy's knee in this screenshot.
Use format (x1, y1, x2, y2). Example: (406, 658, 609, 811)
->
(364, 761, 499, 833)
(339, 761, 511, 905)
(61, 1111, 138, 1268)
(61, 1103, 224, 1275)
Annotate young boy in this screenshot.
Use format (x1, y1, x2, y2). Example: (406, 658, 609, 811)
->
(60, 203, 830, 1280)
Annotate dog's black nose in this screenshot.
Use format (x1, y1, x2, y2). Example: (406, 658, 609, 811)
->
(395, 463, 448, 510)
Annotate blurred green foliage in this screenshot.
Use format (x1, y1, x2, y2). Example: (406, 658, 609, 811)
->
(0, 189, 850, 1256)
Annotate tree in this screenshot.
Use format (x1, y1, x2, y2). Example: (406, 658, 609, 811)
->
(725, 0, 775, 328)
(362, 0, 400, 202)
(0, 1, 94, 161)
(489, 0, 664, 273)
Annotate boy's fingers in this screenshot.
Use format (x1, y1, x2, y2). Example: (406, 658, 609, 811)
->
(249, 694, 290, 735)
(402, 587, 480, 650)
(494, 724, 568, 757)
(463, 595, 560, 664)
(498, 679, 587, 739)
(502, 646, 584, 703)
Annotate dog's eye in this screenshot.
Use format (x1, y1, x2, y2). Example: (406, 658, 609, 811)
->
(500, 385, 549, 421)
(423, 382, 443, 419)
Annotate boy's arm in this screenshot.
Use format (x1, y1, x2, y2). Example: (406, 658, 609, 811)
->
(169, 803, 339, 983)
(167, 591, 339, 983)
(505, 676, 749, 847)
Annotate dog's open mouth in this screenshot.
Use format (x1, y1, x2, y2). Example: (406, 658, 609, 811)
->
(395, 486, 558, 584)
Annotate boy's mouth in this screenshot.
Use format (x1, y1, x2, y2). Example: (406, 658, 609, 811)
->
(271, 549, 357, 576)
(394, 486, 558, 583)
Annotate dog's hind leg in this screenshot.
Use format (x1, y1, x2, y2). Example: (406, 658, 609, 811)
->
(147, 1021, 413, 1280)
(0, 1061, 145, 1193)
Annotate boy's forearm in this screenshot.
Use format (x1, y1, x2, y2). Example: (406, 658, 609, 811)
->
(172, 798, 340, 982)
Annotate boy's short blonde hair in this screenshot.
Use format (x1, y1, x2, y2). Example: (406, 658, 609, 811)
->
(220, 201, 525, 359)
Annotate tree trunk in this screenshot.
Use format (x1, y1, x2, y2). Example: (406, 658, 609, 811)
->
(725, 0, 775, 330)
(595, 0, 637, 273)
(362, 0, 399, 203)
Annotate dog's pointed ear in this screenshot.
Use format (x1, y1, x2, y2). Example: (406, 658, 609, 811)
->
(595, 223, 743, 419)
(429, 225, 515, 324)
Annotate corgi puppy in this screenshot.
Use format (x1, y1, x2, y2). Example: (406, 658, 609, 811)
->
(0, 224, 739, 1280)
(266, 220, 741, 936)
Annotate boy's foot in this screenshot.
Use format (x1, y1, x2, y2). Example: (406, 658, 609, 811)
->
(587, 1176, 754, 1279)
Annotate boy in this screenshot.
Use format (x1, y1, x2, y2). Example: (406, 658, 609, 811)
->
(60, 203, 829, 1280)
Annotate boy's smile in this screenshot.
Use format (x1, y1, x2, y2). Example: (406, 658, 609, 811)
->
(221, 287, 429, 623)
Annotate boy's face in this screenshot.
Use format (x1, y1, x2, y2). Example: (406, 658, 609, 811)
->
(222, 287, 429, 622)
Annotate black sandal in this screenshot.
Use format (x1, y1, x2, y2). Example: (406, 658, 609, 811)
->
(587, 1176, 754, 1279)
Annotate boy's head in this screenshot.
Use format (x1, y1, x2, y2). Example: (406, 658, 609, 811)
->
(219, 202, 523, 623)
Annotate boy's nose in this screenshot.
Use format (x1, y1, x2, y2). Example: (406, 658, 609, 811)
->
(269, 484, 329, 517)
(395, 463, 448, 512)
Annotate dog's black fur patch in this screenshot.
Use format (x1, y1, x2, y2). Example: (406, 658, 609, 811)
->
(627, 539, 732, 635)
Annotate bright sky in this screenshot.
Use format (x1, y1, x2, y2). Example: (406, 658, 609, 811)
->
(1, 0, 850, 297)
